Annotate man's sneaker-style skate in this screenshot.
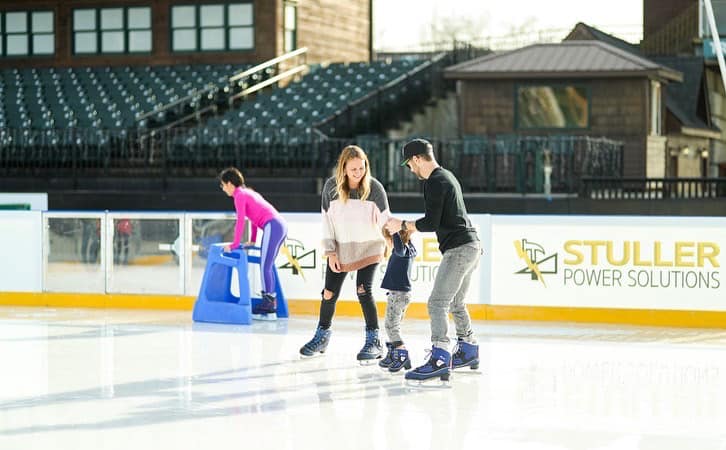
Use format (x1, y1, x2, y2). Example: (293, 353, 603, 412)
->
(405, 346, 451, 382)
(388, 347, 411, 373)
(299, 327, 331, 358)
(252, 293, 277, 321)
(357, 329, 382, 365)
(378, 342, 394, 369)
(452, 338, 479, 370)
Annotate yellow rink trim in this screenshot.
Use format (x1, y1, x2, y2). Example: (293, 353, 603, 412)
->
(0, 292, 196, 310)
(2, 292, 726, 328)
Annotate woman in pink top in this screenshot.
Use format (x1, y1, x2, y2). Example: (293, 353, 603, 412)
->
(219, 167, 288, 320)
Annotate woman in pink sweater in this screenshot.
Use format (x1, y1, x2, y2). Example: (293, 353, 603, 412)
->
(299, 145, 390, 363)
(219, 167, 288, 320)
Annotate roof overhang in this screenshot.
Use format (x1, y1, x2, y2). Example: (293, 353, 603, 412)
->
(445, 69, 683, 82)
(681, 126, 722, 139)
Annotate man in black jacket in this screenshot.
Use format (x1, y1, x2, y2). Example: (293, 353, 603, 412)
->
(385, 138, 481, 382)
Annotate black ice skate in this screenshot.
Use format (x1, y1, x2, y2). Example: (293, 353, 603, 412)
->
(299, 327, 331, 358)
(357, 329, 382, 365)
(252, 292, 277, 321)
(378, 342, 394, 369)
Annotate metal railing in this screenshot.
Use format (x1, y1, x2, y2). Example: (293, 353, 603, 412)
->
(640, 3, 698, 55)
(313, 52, 451, 138)
(581, 177, 726, 199)
(357, 135, 623, 193)
(135, 48, 308, 135)
(0, 128, 624, 194)
(374, 25, 641, 54)
(227, 47, 308, 104)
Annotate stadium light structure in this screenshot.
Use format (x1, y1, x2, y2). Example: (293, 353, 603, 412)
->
(704, 0, 726, 96)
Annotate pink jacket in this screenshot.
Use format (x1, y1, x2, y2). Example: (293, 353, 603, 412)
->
(231, 187, 280, 248)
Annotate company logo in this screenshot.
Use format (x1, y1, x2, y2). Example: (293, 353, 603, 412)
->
(279, 238, 316, 279)
(513, 239, 558, 287)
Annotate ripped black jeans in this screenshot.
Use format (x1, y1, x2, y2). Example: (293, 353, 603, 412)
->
(317, 262, 379, 331)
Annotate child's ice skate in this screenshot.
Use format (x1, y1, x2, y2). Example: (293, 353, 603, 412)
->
(451, 338, 479, 371)
(252, 292, 277, 321)
(405, 346, 451, 386)
(378, 342, 394, 369)
(357, 329, 382, 365)
(387, 347, 411, 373)
(299, 327, 331, 358)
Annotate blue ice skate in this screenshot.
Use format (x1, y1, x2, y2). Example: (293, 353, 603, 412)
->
(452, 339, 479, 370)
(299, 327, 331, 358)
(357, 329, 382, 365)
(388, 347, 411, 373)
(379, 342, 394, 369)
(405, 346, 451, 382)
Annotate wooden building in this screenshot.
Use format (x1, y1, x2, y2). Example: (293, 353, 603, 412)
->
(567, 21, 722, 178)
(0, 0, 372, 69)
(444, 40, 682, 178)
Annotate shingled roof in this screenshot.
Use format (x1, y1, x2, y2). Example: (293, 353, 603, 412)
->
(444, 40, 682, 82)
(564, 22, 641, 55)
(653, 56, 720, 136)
(564, 22, 718, 137)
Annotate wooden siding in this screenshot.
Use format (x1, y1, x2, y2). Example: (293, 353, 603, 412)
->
(0, 0, 370, 69)
(296, 0, 370, 63)
(458, 78, 651, 177)
(643, 0, 694, 38)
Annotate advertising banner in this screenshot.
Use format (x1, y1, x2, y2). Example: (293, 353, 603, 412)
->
(490, 216, 726, 310)
(275, 213, 487, 303)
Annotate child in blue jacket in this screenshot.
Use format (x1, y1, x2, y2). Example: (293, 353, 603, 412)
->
(379, 228, 417, 373)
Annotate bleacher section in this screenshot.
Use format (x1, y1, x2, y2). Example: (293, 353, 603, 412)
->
(179, 59, 422, 147)
(0, 64, 249, 147)
(0, 60, 423, 149)
(0, 58, 436, 175)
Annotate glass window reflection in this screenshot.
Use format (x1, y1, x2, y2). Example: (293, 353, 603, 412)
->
(517, 85, 589, 129)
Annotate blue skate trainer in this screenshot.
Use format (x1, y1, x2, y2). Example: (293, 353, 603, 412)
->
(388, 347, 411, 373)
(300, 327, 331, 357)
(405, 346, 451, 381)
(452, 339, 479, 370)
(357, 329, 382, 364)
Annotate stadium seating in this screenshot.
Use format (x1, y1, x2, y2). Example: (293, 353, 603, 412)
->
(0, 58, 424, 165)
(174, 59, 422, 148)
(0, 64, 249, 147)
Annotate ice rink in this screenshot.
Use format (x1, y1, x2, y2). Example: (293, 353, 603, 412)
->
(2, 306, 726, 450)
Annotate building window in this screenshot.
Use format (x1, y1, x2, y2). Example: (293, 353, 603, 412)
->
(101, 8, 124, 52)
(650, 80, 661, 136)
(171, 6, 196, 51)
(283, 2, 297, 53)
(516, 85, 589, 129)
(128, 7, 152, 52)
(171, 3, 254, 52)
(0, 10, 55, 56)
(73, 7, 152, 54)
(201, 4, 225, 50)
(32, 12, 54, 55)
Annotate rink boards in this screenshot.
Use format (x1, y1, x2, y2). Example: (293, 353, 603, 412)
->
(1, 211, 725, 327)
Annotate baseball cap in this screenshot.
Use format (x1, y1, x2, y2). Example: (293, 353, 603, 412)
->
(400, 138, 433, 167)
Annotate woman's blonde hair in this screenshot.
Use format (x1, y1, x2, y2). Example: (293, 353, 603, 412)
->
(335, 145, 370, 203)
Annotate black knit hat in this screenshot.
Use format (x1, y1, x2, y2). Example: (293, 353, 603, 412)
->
(400, 138, 433, 167)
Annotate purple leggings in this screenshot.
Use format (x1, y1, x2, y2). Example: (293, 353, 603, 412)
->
(260, 217, 287, 294)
